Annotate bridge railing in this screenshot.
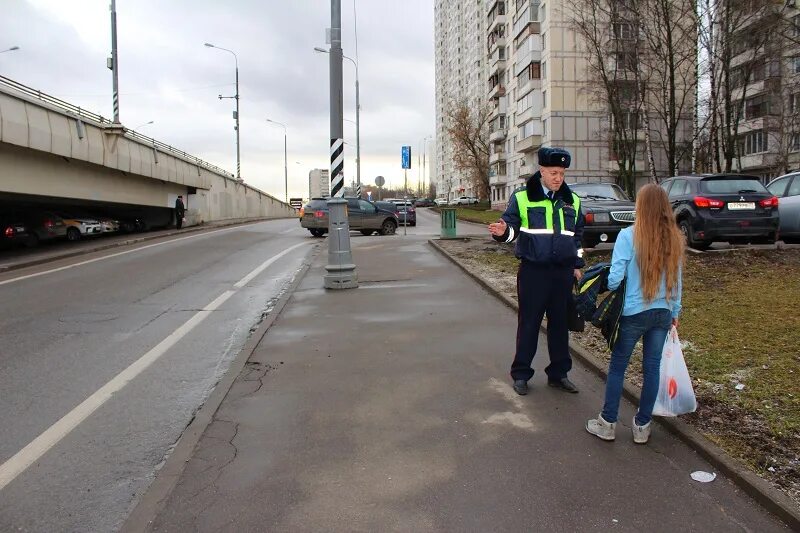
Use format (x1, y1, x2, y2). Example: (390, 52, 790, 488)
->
(0, 75, 236, 180)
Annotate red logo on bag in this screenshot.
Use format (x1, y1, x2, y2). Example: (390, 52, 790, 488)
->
(668, 377, 678, 399)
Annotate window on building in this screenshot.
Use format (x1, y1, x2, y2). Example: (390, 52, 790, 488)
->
(614, 51, 638, 72)
(791, 133, 800, 153)
(543, 119, 548, 138)
(793, 14, 800, 37)
(613, 22, 635, 40)
(791, 93, 800, 114)
(793, 56, 800, 75)
(543, 90, 547, 108)
(542, 61, 547, 79)
(737, 129, 767, 155)
(744, 94, 770, 119)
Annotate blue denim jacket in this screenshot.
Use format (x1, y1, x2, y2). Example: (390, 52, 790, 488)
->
(607, 227, 682, 319)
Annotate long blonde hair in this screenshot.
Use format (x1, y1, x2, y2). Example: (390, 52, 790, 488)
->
(633, 184, 684, 302)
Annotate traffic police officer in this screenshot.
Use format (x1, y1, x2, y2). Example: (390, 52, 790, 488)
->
(488, 147, 585, 395)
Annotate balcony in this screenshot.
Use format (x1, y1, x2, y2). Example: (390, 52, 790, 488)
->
(488, 35, 507, 54)
(489, 151, 507, 164)
(488, 83, 507, 100)
(489, 173, 508, 186)
(738, 152, 779, 171)
(516, 79, 542, 99)
(517, 135, 542, 153)
(489, 129, 508, 143)
(488, 14, 506, 35)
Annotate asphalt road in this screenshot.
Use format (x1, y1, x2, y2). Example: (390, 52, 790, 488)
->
(0, 218, 315, 531)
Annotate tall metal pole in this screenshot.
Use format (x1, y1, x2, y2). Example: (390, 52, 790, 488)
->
(355, 76, 361, 197)
(235, 63, 241, 180)
(330, 1, 345, 199)
(325, 0, 357, 289)
(110, 0, 120, 124)
(284, 131, 288, 202)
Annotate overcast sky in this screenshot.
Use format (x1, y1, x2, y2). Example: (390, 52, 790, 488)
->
(1, 0, 435, 199)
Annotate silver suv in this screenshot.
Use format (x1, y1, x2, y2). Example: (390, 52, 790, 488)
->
(300, 197, 399, 237)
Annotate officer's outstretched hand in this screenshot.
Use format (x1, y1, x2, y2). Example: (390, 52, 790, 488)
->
(574, 269, 582, 281)
(488, 219, 507, 237)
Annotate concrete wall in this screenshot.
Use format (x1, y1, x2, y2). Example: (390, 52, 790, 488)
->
(0, 81, 294, 223)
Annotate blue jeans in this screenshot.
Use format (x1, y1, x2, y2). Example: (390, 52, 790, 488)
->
(601, 308, 672, 426)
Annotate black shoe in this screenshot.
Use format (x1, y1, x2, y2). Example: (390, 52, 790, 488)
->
(512, 379, 529, 396)
(548, 378, 579, 393)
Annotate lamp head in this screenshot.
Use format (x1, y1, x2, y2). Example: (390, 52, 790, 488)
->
(314, 47, 328, 54)
(10, 46, 20, 51)
(204, 43, 214, 48)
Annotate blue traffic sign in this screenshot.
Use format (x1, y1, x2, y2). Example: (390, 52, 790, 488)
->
(401, 145, 411, 169)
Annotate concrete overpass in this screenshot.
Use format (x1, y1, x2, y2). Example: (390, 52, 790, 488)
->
(0, 75, 294, 227)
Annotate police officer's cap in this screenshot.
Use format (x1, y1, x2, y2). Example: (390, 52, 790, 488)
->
(538, 147, 571, 168)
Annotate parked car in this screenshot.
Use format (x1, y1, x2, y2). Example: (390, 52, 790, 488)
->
(300, 197, 399, 237)
(57, 212, 104, 241)
(0, 215, 32, 249)
(393, 200, 416, 226)
(374, 201, 400, 217)
(660, 174, 779, 250)
(12, 210, 68, 245)
(767, 173, 800, 244)
(449, 196, 479, 205)
(414, 198, 435, 207)
(434, 198, 449, 207)
(569, 182, 636, 248)
(85, 212, 120, 234)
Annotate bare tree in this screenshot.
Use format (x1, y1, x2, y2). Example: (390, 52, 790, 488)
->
(445, 99, 491, 200)
(701, 0, 774, 173)
(568, 0, 645, 197)
(636, 0, 700, 177)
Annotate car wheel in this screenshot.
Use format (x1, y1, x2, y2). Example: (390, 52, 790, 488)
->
(679, 219, 710, 250)
(379, 219, 397, 236)
(782, 236, 800, 244)
(360, 230, 373, 236)
(581, 236, 599, 249)
(25, 233, 40, 248)
(309, 229, 325, 238)
(66, 227, 81, 241)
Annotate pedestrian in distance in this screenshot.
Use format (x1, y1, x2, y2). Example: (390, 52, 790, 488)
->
(488, 147, 586, 396)
(175, 195, 185, 230)
(586, 184, 684, 444)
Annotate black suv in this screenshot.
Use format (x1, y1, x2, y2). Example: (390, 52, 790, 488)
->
(660, 174, 779, 250)
(569, 182, 636, 248)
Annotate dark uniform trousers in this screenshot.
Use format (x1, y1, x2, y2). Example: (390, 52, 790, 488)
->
(511, 260, 574, 382)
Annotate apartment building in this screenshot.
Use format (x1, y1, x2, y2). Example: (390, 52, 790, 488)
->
(723, 1, 800, 181)
(309, 169, 330, 199)
(434, 0, 488, 201)
(486, 0, 614, 209)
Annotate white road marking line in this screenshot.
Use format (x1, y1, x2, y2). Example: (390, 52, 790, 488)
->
(280, 227, 299, 234)
(0, 242, 310, 491)
(233, 242, 307, 288)
(0, 223, 277, 287)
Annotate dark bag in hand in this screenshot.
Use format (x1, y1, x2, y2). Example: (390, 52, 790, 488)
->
(567, 287, 585, 333)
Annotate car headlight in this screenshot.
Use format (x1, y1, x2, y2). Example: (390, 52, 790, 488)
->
(593, 213, 610, 223)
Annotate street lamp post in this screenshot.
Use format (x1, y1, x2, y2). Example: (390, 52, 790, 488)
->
(266, 119, 288, 203)
(109, 0, 120, 123)
(314, 46, 360, 197)
(205, 42, 241, 181)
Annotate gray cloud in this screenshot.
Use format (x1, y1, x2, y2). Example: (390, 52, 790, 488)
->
(2, 0, 435, 198)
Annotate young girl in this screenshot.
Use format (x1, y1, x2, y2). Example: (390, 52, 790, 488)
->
(586, 184, 684, 444)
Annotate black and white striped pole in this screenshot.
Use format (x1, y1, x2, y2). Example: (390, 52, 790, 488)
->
(324, 0, 358, 289)
(109, 0, 120, 124)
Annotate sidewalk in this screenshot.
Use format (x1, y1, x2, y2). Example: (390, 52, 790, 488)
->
(135, 234, 788, 532)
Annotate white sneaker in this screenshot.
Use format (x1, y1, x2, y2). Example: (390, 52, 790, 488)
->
(586, 414, 616, 441)
(632, 416, 651, 444)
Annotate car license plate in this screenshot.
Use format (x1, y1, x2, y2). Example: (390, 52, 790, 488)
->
(728, 202, 755, 210)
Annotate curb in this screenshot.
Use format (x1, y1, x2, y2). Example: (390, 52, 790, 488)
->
(121, 243, 321, 533)
(428, 238, 800, 530)
(0, 217, 288, 273)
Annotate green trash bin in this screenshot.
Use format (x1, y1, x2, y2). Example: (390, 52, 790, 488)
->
(440, 207, 457, 239)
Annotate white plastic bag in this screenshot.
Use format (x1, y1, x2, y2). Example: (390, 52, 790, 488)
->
(652, 326, 697, 417)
